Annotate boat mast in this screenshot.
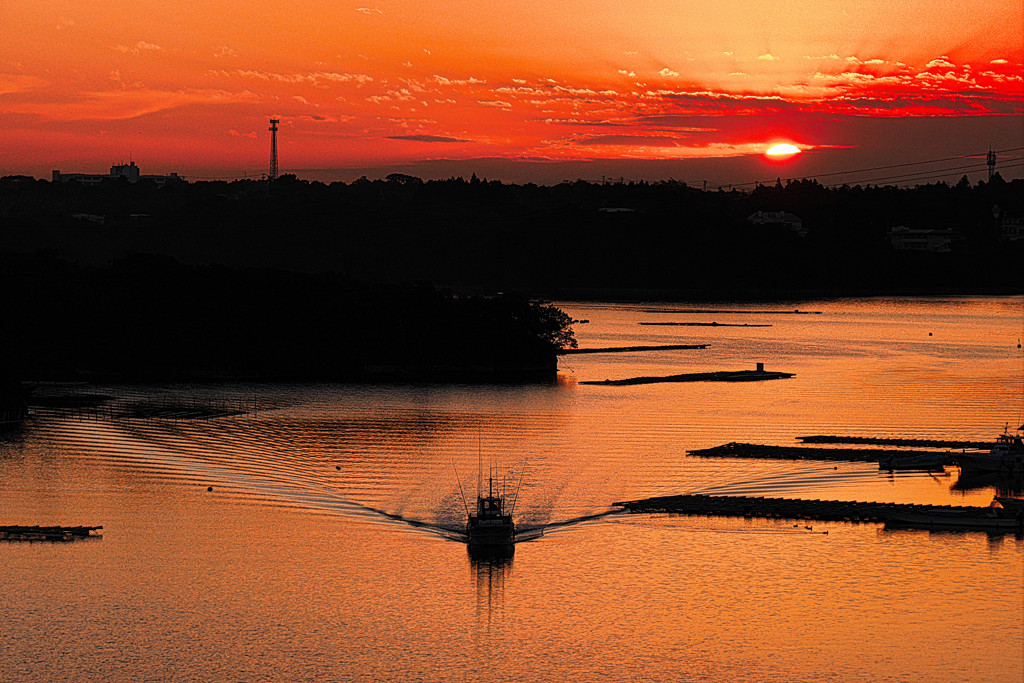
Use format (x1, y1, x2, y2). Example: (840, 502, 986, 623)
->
(451, 460, 470, 516)
(509, 462, 526, 516)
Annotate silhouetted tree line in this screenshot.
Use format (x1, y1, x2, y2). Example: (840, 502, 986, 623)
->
(0, 252, 576, 383)
(1, 172, 1022, 297)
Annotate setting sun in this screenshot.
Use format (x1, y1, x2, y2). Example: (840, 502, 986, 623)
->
(765, 144, 802, 158)
(0, 1, 1020, 184)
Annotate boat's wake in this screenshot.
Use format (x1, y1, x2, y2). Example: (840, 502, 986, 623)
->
(517, 509, 623, 541)
(374, 507, 625, 545)
(33, 413, 631, 545)
(686, 463, 877, 497)
(33, 413, 875, 547)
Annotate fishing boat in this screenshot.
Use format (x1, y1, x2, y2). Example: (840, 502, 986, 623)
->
(955, 427, 1024, 474)
(467, 472, 516, 556)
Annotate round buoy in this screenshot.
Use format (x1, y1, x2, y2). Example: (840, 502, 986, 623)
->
(207, 486, 213, 492)
(335, 465, 341, 470)
(928, 332, 933, 336)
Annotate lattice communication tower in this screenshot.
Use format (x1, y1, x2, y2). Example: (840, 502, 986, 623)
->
(269, 118, 280, 180)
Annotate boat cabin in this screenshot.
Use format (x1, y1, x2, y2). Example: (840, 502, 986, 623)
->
(477, 495, 505, 516)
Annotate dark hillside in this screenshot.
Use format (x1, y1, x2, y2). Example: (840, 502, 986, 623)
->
(0, 253, 574, 383)
(2, 173, 1021, 297)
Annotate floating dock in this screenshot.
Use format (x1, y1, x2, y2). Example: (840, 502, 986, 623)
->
(0, 525, 103, 542)
(581, 364, 793, 386)
(612, 494, 1022, 532)
(797, 435, 994, 449)
(638, 322, 771, 327)
(641, 309, 822, 315)
(687, 442, 952, 464)
(560, 343, 708, 355)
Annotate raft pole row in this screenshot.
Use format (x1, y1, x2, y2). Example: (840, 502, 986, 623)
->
(0, 525, 103, 542)
(613, 495, 1021, 531)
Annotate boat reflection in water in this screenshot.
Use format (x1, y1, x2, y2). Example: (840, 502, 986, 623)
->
(470, 553, 513, 623)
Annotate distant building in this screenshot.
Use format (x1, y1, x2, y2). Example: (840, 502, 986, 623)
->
(992, 206, 1024, 242)
(747, 210, 806, 237)
(110, 162, 140, 182)
(52, 161, 182, 187)
(52, 170, 107, 186)
(999, 216, 1024, 241)
(888, 226, 964, 253)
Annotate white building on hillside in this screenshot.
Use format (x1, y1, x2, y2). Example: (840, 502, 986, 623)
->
(53, 161, 181, 186)
(747, 210, 806, 237)
(888, 226, 963, 253)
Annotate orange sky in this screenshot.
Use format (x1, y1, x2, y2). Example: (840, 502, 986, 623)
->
(2, 1, 1022, 185)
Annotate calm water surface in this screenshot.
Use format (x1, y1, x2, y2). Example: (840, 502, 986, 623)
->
(2, 296, 1022, 682)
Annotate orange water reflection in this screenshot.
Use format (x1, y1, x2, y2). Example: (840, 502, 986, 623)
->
(1, 296, 1021, 681)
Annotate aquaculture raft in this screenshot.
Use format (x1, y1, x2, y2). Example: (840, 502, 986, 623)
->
(581, 368, 793, 386)
(559, 343, 708, 355)
(0, 525, 103, 542)
(612, 495, 1022, 531)
(796, 435, 994, 449)
(638, 322, 772, 327)
(687, 442, 955, 464)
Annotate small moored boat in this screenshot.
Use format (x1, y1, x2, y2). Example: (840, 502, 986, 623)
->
(884, 499, 1023, 532)
(878, 452, 951, 472)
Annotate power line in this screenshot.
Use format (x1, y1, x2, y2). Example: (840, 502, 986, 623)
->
(724, 147, 1024, 191)
(839, 159, 1024, 187)
(822, 157, 1024, 188)
(799, 147, 1024, 181)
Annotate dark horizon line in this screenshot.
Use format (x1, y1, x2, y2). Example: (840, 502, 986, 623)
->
(11, 163, 1023, 192)
(10, 144, 1024, 188)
